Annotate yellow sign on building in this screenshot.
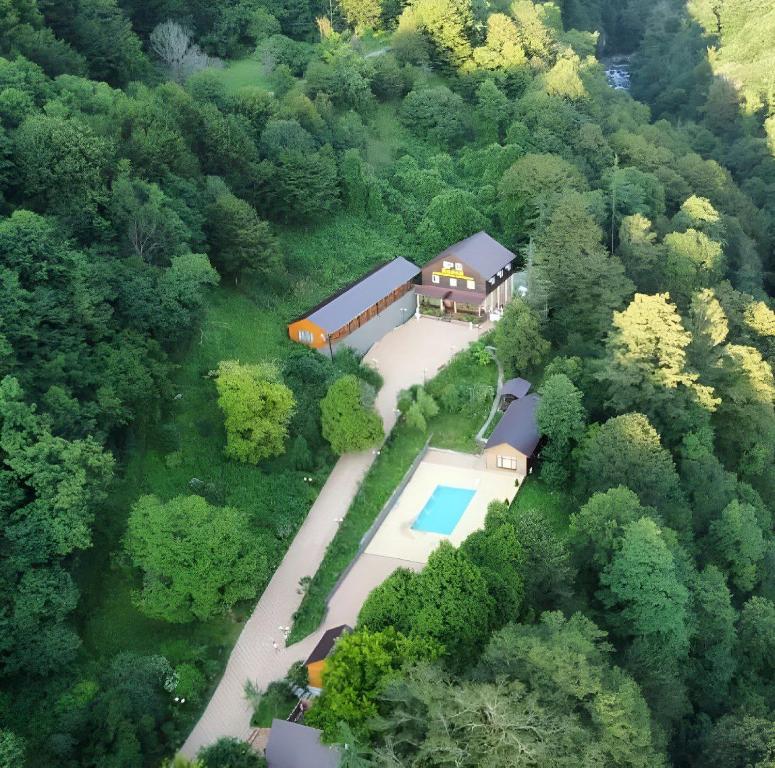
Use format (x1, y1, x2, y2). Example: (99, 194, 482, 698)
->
(433, 267, 473, 281)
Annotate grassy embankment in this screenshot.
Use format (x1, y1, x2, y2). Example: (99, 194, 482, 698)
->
(288, 350, 497, 643)
(75, 212, 406, 730)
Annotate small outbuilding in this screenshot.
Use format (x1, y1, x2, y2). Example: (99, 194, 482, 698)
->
(265, 719, 340, 768)
(288, 257, 420, 357)
(305, 624, 350, 691)
(484, 393, 541, 475)
(498, 377, 531, 410)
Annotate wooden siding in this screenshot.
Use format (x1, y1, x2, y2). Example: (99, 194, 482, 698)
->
(326, 281, 413, 342)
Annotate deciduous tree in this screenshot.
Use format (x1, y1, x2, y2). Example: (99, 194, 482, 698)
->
(124, 494, 267, 622)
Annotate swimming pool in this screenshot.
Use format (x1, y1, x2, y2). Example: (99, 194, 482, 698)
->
(412, 485, 477, 535)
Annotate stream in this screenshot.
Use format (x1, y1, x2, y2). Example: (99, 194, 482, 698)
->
(602, 56, 632, 90)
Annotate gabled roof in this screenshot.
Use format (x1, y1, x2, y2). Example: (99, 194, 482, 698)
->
(305, 625, 350, 666)
(486, 393, 541, 456)
(293, 258, 420, 334)
(433, 232, 517, 279)
(500, 378, 531, 399)
(265, 720, 340, 768)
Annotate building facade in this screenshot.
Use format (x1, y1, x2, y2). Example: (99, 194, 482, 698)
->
(416, 231, 523, 316)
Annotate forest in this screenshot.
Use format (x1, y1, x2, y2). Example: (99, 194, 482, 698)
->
(0, 0, 773, 766)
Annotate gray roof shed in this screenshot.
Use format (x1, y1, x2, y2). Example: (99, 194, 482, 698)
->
(299, 257, 420, 334)
(485, 393, 541, 456)
(500, 378, 532, 400)
(265, 720, 340, 768)
(435, 232, 518, 279)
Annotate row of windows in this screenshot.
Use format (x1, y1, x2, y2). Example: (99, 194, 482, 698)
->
(432, 274, 476, 289)
(442, 260, 464, 271)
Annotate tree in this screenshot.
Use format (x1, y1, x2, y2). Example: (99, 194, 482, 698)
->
(150, 20, 214, 83)
(532, 192, 634, 341)
(321, 375, 383, 455)
(14, 113, 113, 230)
(358, 543, 493, 665)
(215, 360, 295, 464)
(600, 518, 691, 724)
(569, 486, 655, 582)
(699, 715, 775, 768)
(576, 413, 687, 529)
(598, 293, 718, 444)
(305, 628, 440, 740)
(713, 344, 775, 483)
(0, 730, 25, 768)
(536, 373, 586, 487)
(618, 214, 664, 293)
(688, 565, 737, 715)
(707, 500, 765, 593)
(206, 191, 282, 281)
(662, 228, 725, 305)
(687, 287, 729, 376)
(198, 737, 266, 768)
(475, 79, 510, 144)
(70, 0, 150, 86)
(494, 298, 549, 377)
(462, 520, 524, 621)
(512, 507, 574, 615)
(498, 153, 586, 236)
(124, 494, 268, 622)
(372, 613, 666, 768)
(338, 0, 382, 31)
(416, 189, 488, 255)
(737, 597, 775, 683)
(399, 86, 467, 146)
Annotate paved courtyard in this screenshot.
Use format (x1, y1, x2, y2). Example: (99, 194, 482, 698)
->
(365, 448, 520, 564)
(180, 316, 485, 758)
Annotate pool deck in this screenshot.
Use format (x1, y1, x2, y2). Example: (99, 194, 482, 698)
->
(364, 448, 520, 564)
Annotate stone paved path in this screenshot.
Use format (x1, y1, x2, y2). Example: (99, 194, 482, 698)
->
(180, 317, 484, 757)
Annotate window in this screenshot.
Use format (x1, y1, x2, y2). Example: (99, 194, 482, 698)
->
(449, 278, 458, 287)
(496, 455, 518, 470)
(505, 263, 512, 271)
(497, 269, 503, 278)
(442, 260, 453, 269)
(488, 277, 495, 285)
(454, 262, 463, 272)
(298, 329, 313, 344)
(467, 280, 475, 290)
(432, 274, 440, 284)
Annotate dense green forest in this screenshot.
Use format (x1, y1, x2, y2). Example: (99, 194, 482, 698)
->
(0, 0, 773, 766)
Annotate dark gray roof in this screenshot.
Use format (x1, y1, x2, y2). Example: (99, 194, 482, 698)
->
(435, 232, 517, 279)
(501, 378, 531, 399)
(486, 393, 541, 455)
(300, 257, 420, 334)
(266, 720, 340, 768)
(306, 624, 350, 665)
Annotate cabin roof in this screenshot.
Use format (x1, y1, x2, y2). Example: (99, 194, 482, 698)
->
(500, 378, 532, 399)
(305, 625, 351, 666)
(485, 393, 541, 456)
(433, 232, 517, 279)
(265, 719, 340, 768)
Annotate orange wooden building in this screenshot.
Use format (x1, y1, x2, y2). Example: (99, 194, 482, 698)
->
(305, 625, 351, 691)
(287, 258, 420, 357)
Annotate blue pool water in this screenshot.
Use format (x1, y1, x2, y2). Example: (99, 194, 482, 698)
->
(412, 485, 476, 535)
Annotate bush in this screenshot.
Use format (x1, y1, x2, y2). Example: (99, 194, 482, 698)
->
(321, 375, 384, 454)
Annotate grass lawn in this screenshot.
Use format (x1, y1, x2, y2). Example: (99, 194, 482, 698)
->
(511, 475, 574, 535)
(74, 211, 406, 728)
(208, 57, 273, 94)
(288, 348, 497, 643)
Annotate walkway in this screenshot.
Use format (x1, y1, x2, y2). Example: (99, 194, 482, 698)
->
(180, 317, 483, 757)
